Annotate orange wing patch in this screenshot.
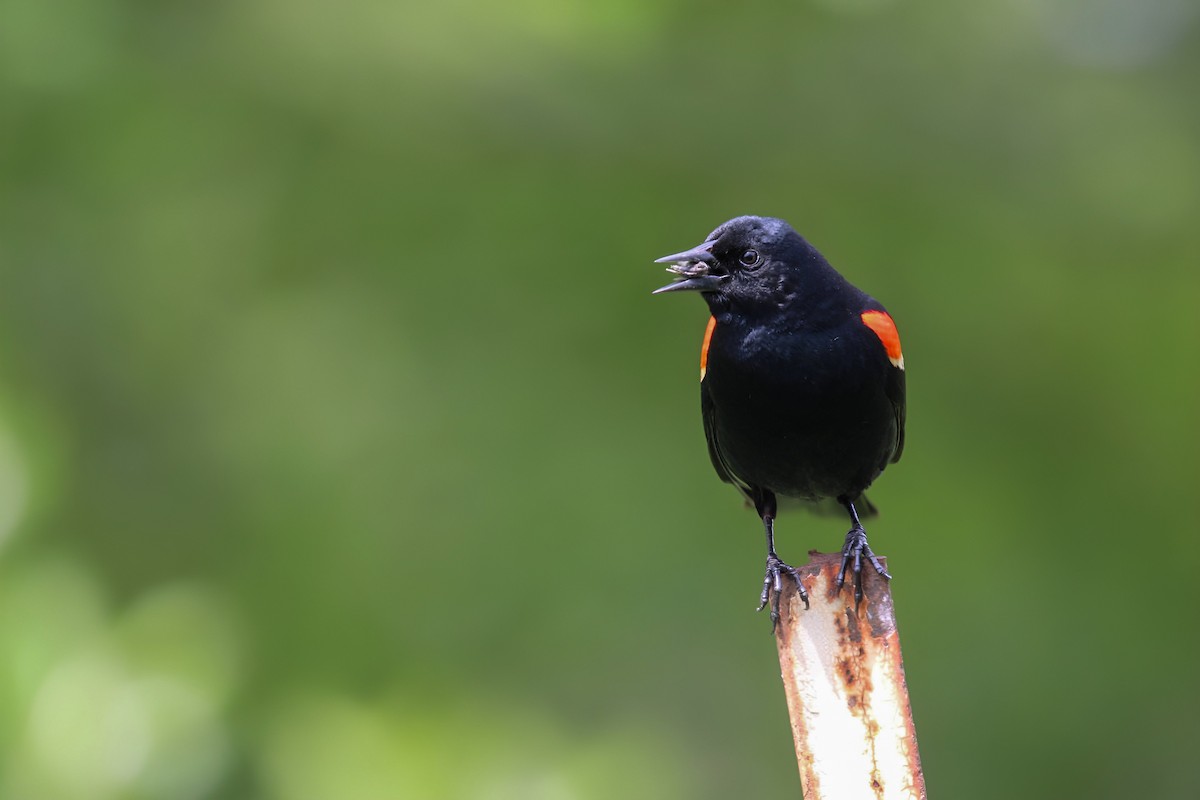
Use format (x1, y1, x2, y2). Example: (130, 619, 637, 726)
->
(700, 315, 717, 380)
(860, 310, 904, 370)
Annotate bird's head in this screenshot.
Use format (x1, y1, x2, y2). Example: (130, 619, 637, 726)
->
(653, 216, 810, 313)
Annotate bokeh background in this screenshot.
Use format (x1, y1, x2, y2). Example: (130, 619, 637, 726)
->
(2, 0, 1198, 797)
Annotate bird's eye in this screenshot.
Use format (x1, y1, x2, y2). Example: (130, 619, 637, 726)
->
(739, 249, 760, 268)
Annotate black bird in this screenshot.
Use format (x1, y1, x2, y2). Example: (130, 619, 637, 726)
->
(653, 216, 906, 624)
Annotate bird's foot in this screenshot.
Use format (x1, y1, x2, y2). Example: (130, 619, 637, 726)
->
(836, 525, 890, 605)
(758, 553, 808, 628)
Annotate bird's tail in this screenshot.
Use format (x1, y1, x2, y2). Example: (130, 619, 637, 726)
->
(771, 493, 879, 519)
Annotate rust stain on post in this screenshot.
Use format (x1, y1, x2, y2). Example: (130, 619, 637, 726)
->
(775, 552, 926, 800)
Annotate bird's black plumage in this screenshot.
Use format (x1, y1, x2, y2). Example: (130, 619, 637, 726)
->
(654, 216, 906, 623)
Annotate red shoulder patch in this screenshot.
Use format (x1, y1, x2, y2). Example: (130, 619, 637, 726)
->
(700, 316, 717, 380)
(860, 310, 904, 370)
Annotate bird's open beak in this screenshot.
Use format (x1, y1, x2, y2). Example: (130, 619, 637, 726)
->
(652, 242, 726, 294)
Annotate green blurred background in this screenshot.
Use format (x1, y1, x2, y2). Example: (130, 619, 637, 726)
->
(2, 0, 1198, 797)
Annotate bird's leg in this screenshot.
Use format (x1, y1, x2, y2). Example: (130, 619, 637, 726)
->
(756, 493, 808, 627)
(836, 498, 891, 605)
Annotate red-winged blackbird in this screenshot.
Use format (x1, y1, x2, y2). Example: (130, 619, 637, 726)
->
(654, 216, 906, 624)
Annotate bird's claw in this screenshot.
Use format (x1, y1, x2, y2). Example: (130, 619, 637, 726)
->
(835, 525, 890, 605)
(758, 554, 808, 628)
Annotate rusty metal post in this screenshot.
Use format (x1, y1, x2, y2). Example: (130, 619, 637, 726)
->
(774, 552, 926, 800)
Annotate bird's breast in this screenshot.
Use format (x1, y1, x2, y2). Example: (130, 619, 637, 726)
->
(703, 321, 896, 499)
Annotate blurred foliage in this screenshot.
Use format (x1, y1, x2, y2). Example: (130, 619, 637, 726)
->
(1, 0, 1198, 797)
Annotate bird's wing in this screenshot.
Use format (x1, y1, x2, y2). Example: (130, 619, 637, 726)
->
(860, 305, 907, 465)
(886, 362, 906, 464)
(701, 379, 755, 500)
